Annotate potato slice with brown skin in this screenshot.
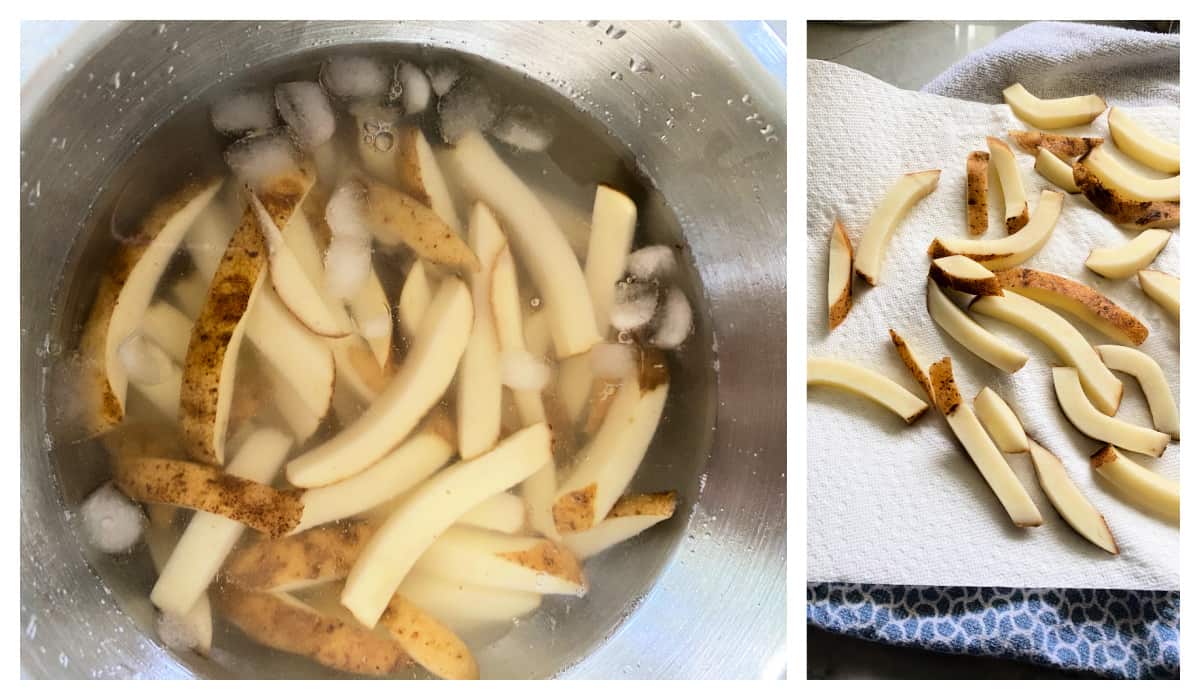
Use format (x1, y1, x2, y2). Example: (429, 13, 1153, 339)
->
(927, 190, 1063, 270)
(213, 586, 411, 677)
(929, 255, 1001, 296)
(827, 220, 853, 329)
(1091, 445, 1179, 522)
(965, 151, 989, 236)
(223, 520, 375, 592)
(988, 137, 1028, 234)
(993, 267, 1149, 346)
(1008, 131, 1103, 159)
(1072, 153, 1181, 229)
(562, 491, 678, 560)
(379, 594, 479, 681)
(359, 176, 479, 272)
(392, 125, 465, 234)
(113, 458, 303, 538)
(887, 329, 932, 401)
(1028, 439, 1118, 554)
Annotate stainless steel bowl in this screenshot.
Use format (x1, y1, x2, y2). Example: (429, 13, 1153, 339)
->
(20, 20, 786, 679)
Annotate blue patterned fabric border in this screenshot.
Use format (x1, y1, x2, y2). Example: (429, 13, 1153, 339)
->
(808, 583, 1179, 679)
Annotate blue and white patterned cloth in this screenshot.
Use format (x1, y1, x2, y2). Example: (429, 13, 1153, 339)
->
(808, 583, 1180, 679)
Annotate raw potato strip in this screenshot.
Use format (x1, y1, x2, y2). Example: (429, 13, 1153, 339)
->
(213, 587, 411, 677)
(379, 594, 479, 680)
(1028, 440, 1118, 554)
(1085, 230, 1171, 280)
(223, 520, 375, 592)
(993, 267, 1149, 346)
(398, 261, 433, 339)
(853, 169, 940, 285)
(806, 357, 927, 424)
(1008, 130, 1103, 159)
(141, 302, 193, 363)
(1091, 445, 1179, 521)
(168, 274, 207, 318)
(457, 492, 527, 534)
(987, 137, 1028, 234)
(181, 167, 313, 464)
(971, 292, 1124, 415)
(393, 125, 465, 234)
(1072, 158, 1180, 229)
(827, 220, 854, 328)
(341, 423, 552, 627)
(259, 350, 323, 442)
(347, 268, 393, 369)
(293, 430, 455, 533)
(80, 178, 223, 436)
(1108, 107, 1180, 174)
(130, 358, 182, 424)
(286, 277, 472, 488)
(414, 526, 586, 595)
(150, 428, 293, 616)
(926, 279, 1028, 373)
(928, 357, 1042, 527)
(360, 176, 479, 272)
(457, 203, 507, 459)
(1002, 83, 1106, 129)
(1097, 345, 1180, 439)
(397, 571, 542, 633)
(144, 527, 214, 654)
(1084, 146, 1179, 202)
(585, 185, 638, 330)
(562, 491, 677, 560)
(442, 131, 601, 357)
(927, 190, 1064, 270)
(929, 255, 1000, 296)
(973, 387, 1028, 453)
(1035, 148, 1081, 194)
(1051, 367, 1169, 457)
(887, 329, 933, 400)
(965, 151, 989, 236)
(1138, 270, 1179, 320)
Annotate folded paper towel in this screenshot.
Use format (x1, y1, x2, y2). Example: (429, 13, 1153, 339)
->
(806, 59, 1178, 590)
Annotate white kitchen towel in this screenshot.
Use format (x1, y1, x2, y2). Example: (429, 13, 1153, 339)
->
(921, 21, 1179, 106)
(806, 59, 1179, 590)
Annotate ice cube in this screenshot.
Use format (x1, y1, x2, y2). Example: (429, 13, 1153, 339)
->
(437, 77, 499, 144)
(490, 105, 554, 152)
(426, 63, 461, 97)
(590, 342, 636, 380)
(610, 280, 658, 331)
(627, 245, 677, 280)
(156, 611, 205, 653)
(398, 61, 432, 114)
(651, 286, 692, 349)
(325, 237, 372, 300)
(210, 90, 277, 136)
(224, 131, 301, 191)
(325, 179, 372, 243)
(501, 350, 552, 391)
(275, 81, 336, 150)
(80, 482, 145, 554)
(116, 332, 166, 386)
(320, 56, 390, 101)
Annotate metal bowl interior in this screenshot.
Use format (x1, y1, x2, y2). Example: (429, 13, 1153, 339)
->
(20, 20, 786, 679)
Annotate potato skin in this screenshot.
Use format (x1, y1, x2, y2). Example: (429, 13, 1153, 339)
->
(1005, 203, 1030, 235)
(379, 594, 479, 680)
(965, 151, 989, 236)
(929, 260, 1001, 297)
(223, 520, 377, 591)
(360, 177, 479, 272)
(1008, 131, 1103, 159)
(993, 267, 1149, 345)
(1073, 151, 1181, 229)
(928, 356, 962, 417)
(889, 329, 933, 401)
(828, 220, 854, 329)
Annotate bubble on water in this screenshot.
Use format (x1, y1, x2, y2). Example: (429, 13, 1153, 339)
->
(529, 296, 541, 308)
(586, 20, 599, 27)
(372, 131, 394, 152)
(629, 54, 651, 73)
(25, 615, 37, 640)
(112, 71, 121, 90)
(59, 652, 69, 668)
(745, 112, 760, 122)
(156, 23, 166, 35)
(605, 25, 626, 39)
(610, 71, 623, 81)
(170, 40, 179, 51)
(760, 124, 775, 137)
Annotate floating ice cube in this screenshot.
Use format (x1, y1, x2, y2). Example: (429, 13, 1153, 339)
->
(116, 332, 166, 386)
(80, 482, 145, 554)
(224, 131, 301, 191)
(210, 90, 277, 136)
(501, 350, 552, 391)
(426, 63, 461, 97)
(275, 81, 336, 150)
(490, 105, 554, 152)
(156, 611, 205, 653)
(320, 56, 390, 101)
(325, 237, 372, 300)
(627, 245, 676, 280)
(398, 62, 432, 114)
(610, 280, 658, 331)
(590, 342, 636, 380)
(651, 286, 692, 349)
(326, 180, 372, 243)
(437, 77, 499, 144)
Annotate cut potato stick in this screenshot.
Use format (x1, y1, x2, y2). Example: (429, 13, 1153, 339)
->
(973, 387, 1027, 453)
(970, 293, 1124, 415)
(259, 350, 324, 442)
(524, 309, 551, 358)
(213, 586, 411, 677)
(928, 190, 1063, 270)
(887, 329, 933, 400)
(585, 185, 638, 331)
(1138, 270, 1179, 320)
(129, 357, 182, 424)
(1034, 147, 1081, 194)
(562, 491, 677, 559)
(359, 176, 477, 272)
(287, 277, 472, 488)
(558, 354, 594, 424)
(1002, 83, 1106, 129)
(1051, 367, 1169, 457)
(347, 268, 392, 369)
(1084, 146, 1179, 202)
(965, 151, 989, 236)
(457, 203, 507, 459)
(393, 125, 465, 234)
(926, 279, 1028, 373)
(930, 255, 1000, 296)
(397, 261, 433, 340)
(993, 267, 1149, 346)
(1027, 439, 1118, 554)
(150, 428, 293, 616)
(457, 492, 526, 534)
(1107, 107, 1180, 174)
(294, 430, 455, 533)
(341, 422, 552, 627)
(1008, 130, 1103, 159)
(853, 169, 940, 285)
(1072, 158, 1180, 229)
(379, 594, 479, 680)
(443, 131, 600, 356)
(397, 570, 542, 634)
(144, 526, 214, 655)
(1085, 230, 1171, 280)
(414, 526, 586, 595)
(806, 356, 927, 424)
(928, 357, 1042, 527)
(1091, 445, 1179, 521)
(168, 274, 207, 318)
(827, 220, 854, 327)
(141, 302, 193, 364)
(80, 178, 223, 436)
(1097, 345, 1179, 440)
(987, 137, 1028, 233)
(222, 520, 375, 593)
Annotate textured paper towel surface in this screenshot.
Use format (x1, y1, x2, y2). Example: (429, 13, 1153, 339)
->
(807, 60, 1179, 589)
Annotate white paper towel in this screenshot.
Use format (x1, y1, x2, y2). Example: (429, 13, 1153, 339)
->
(806, 59, 1179, 590)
